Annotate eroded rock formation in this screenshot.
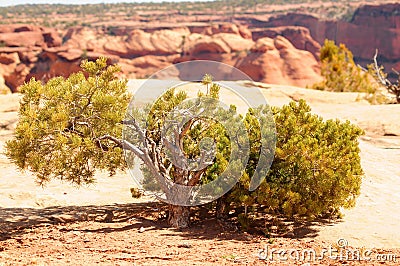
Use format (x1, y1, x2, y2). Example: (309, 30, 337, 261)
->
(0, 22, 321, 92)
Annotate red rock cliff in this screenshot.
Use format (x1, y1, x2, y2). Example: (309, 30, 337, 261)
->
(261, 3, 400, 78)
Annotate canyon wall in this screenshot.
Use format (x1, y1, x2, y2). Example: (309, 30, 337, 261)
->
(258, 3, 400, 78)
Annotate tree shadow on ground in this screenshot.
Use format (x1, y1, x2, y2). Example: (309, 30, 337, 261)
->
(0, 201, 163, 241)
(0, 202, 342, 242)
(173, 209, 342, 242)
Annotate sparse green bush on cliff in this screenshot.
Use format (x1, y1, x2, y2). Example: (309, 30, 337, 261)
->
(313, 40, 400, 104)
(313, 40, 374, 92)
(313, 39, 389, 104)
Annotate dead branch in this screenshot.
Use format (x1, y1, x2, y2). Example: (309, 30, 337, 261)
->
(372, 49, 391, 87)
(365, 49, 400, 103)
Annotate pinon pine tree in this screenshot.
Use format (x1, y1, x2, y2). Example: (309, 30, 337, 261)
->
(126, 75, 248, 227)
(6, 57, 365, 229)
(5, 57, 246, 228)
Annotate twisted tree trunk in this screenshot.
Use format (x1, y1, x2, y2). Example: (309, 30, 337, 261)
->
(216, 194, 229, 219)
(168, 204, 190, 228)
(166, 167, 191, 228)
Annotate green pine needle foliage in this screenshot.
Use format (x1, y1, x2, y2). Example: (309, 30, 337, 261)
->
(229, 99, 364, 219)
(5, 57, 131, 185)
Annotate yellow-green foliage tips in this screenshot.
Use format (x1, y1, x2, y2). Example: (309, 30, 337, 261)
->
(5, 57, 131, 185)
(229, 100, 364, 219)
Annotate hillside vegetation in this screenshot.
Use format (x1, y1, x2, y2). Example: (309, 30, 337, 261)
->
(0, 0, 394, 28)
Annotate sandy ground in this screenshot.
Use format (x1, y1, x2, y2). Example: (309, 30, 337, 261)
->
(0, 82, 399, 265)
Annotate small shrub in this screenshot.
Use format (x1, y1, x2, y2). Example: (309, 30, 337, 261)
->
(313, 39, 386, 103)
(229, 100, 364, 219)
